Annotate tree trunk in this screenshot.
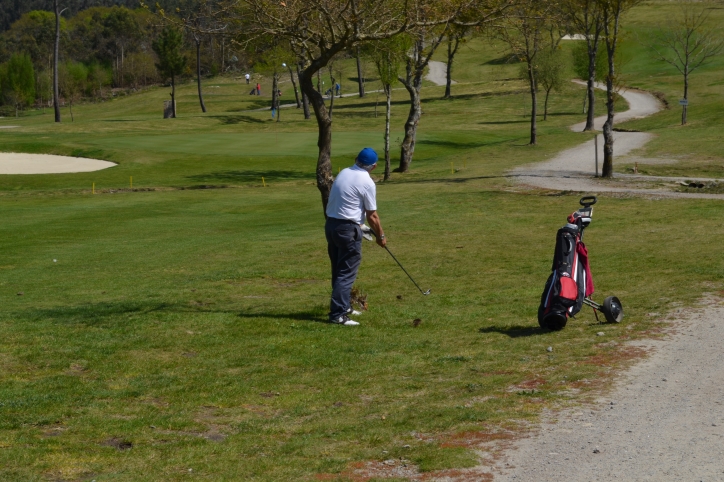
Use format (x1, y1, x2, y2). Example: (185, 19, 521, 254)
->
(53, 0, 61, 123)
(397, 78, 421, 172)
(171, 74, 177, 118)
(584, 40, 598, 131)
(328, 74, 335, 120)
(297, 61, 310, 119)
(384, 84, 391, 181)
(602, 60, 615, 178)
(271, 72, 278, 117)
(288, 65, 301, 108)
(196, 39, 207, 113)
(682, 73, 688, 125)
(444, 36, 459, 99)
(69, 101, 74, 122)
(544, 88, 551, 121)
(356, 46, 365, 98)
(527, 61, 537, 145)
(301, 56, 339, 214)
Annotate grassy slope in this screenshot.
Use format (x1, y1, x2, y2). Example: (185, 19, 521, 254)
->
(0, 3, 723, 480)
(612, 1, 724, 177)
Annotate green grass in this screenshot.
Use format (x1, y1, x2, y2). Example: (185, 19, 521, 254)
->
(1, 2, 724, 480)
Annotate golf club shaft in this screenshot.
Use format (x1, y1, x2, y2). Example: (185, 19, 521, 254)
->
(383, 246, 427, 295)
(367, 227, 429, 295)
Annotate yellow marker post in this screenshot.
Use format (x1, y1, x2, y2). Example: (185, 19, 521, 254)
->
(451, 162, 454, 174)
(130, 176, 133, 189)
(92, 183, 95, 194)
(262, 177, 266, 187)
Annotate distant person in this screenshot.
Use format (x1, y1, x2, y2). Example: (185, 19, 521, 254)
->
(335, 83, 340, 96)
(324, 148, 386, 326)
(245, 73, 250, 84)
(256, 83, 261, 95)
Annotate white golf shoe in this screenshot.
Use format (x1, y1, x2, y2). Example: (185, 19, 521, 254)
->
(330, 315, 359, 326)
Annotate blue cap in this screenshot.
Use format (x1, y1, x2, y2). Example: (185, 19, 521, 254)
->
(356, 147, 378, 165)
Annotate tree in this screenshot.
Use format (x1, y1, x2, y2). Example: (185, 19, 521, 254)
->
(354, 45, 366, 97)
(498, 0, 559, 145)
(1, 54, 36, 117)
(650, 5, 723, 125)
(235, 0, 466, 213)
(255, 42, 295, 122)
(600, 0, 640, 178)
(53, 0, 65, 123)
(102, 7, 142, 88)
(152, 26, 186, 118)
(396, 28, 448, 172)
(369, 37, 409, 181)
(571, 39, 606, 113)
(58, 60, 87, 121)
(444, 25, 467, 99)
(562, 0, 604, 131)
(536, 47, 565, 120)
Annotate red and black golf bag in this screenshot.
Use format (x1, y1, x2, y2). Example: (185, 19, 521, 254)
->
(537, 222, 594, 330)
(538, 196, 624, 330)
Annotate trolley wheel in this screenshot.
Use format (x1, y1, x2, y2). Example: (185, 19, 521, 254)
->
(602, 296, 624, 323)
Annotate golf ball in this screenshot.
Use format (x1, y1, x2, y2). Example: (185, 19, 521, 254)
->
(53, 259, 57, 262)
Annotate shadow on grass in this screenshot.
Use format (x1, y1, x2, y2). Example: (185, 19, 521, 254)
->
(486, 54, 521, 65)
(478, 325, 545, 338)
(236, 311, 329, 323)
(186, 169, 313, 183)
(417, 137, 511, 150)
(20, 301, 173, 325)
(211, 115, 266, 125)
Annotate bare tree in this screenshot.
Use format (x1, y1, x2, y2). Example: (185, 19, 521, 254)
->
(235, 0, 467, 213)
(444, 25, 467, 99)
(600, 0, 640, 178)
(355, 45, 366, 97)
(562, 0, 604, 131)
(498, 0, 560, 145)
(650, 5, 723, 125)
(396, 29, 447, 172)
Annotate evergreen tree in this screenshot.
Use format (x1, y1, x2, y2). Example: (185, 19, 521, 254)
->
(152, 26, 186, 118)
(1, 53, 35, 116)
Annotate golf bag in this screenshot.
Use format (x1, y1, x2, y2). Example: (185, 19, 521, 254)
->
(538, 196, 623, 330)
(538, 223, 593, 330)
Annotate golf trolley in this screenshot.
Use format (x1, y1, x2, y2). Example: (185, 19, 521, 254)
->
(538, 196, 624, 331)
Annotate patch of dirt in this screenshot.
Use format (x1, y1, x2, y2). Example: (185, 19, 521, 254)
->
(101, 437, 133, 450)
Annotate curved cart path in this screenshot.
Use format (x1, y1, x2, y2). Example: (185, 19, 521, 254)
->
(511, 81, 724, 200)
(492, 300, 724, 481)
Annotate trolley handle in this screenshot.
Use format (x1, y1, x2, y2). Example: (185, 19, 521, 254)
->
(579, 195, 597, 208)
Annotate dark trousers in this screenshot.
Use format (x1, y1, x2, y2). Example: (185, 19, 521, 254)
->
(325, 218, 362, 320)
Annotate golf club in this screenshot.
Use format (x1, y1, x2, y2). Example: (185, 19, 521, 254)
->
(362, 225, 431, 296)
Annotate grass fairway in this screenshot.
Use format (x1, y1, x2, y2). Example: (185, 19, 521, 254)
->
(1, 3, 724, 480)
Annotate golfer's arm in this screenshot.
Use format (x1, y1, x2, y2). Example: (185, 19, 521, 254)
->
(366, 210, 384, 238)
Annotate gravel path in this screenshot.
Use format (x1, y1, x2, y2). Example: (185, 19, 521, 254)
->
(494, 300, 724, 481)
(511, 81, 724, 200)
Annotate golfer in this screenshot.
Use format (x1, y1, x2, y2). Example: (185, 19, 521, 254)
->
(325, 148, 386, 326)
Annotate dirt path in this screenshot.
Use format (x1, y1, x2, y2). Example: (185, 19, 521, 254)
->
(493, 299, 724, 481)
(512, 81, 724, 200)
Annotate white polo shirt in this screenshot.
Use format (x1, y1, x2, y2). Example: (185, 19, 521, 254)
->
(325, 165, 377, 224)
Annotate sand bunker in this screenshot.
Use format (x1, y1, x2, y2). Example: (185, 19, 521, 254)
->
(0, 153, 116, 174)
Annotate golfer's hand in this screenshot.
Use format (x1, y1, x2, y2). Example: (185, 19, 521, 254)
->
(376, 236, 387, 247)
